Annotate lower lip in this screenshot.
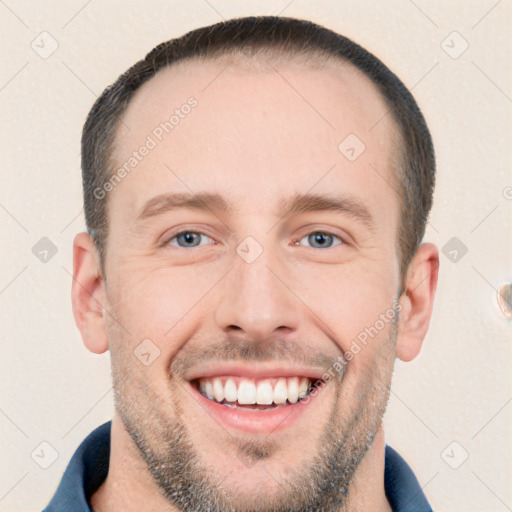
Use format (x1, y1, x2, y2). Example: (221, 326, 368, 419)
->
(188, 382, 321, 434)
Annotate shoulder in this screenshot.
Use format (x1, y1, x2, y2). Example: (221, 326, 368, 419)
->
(42, 422, 111, 512)
(384, 444, 434, 512)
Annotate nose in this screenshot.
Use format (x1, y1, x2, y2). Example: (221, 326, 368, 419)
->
(214, 248, 300, 342)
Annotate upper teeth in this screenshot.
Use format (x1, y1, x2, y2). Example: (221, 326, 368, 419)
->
(199, 377, 311, 405)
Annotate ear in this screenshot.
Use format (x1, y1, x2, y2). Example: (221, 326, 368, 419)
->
(396, 243, 439, 362)
(71, 232, 109, 354)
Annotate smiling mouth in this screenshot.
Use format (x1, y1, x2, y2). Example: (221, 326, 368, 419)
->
(192, 376, 315, 410)
(185, 367, 326, 434)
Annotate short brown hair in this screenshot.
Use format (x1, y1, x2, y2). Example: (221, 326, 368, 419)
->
(82, 16, 435, 278)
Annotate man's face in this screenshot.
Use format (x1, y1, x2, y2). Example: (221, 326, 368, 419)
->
(102, 57, 402, 511)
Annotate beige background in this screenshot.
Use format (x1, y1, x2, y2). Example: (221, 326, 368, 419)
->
(1, 1, 511, 511)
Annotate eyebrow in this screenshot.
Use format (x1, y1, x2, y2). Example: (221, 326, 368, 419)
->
(137, 192, 229, 220)
(136, 191, 375, 229)
(282, 192, 375, 229)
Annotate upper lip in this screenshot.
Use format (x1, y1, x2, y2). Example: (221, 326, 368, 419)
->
(185, 362, 325, 382)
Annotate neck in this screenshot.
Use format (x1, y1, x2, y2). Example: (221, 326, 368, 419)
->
(90, 414, 175, 511)
(342, 425, 392, 511)
(91, 414, 391, 512)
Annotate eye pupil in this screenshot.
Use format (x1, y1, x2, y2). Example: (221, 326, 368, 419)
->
(308, 232, 333, 248)
(178, 232, 200, 247)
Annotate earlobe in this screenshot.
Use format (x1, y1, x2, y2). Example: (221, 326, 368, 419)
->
(71, 232, 109, 354)
(396, 243, 439, 362)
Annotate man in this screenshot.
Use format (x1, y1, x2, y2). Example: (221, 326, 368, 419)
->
(44, 15, 439, 512)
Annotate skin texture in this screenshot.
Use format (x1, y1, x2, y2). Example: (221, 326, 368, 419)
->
(72, 56, 439, 511)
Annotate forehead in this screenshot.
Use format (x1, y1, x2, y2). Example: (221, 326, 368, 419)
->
(118, 54, 395, 142)
(109, 55, 399, 221)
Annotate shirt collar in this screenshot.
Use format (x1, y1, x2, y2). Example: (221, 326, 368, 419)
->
(44, 421, 433, 512)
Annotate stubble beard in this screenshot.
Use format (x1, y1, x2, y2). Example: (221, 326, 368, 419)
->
(110, 325, 396, 512)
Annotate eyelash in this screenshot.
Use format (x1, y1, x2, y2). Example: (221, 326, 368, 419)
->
(166, 230, 217, 248)
(164, 230, 345, 249)
(294, 231, 344, 249)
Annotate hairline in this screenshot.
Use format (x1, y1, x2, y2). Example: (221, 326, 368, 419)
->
(100, 49, 407, 278)
(97, 47, 412, 286)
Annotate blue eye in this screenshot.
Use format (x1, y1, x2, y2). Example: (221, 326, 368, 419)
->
(298, 232, 342, 249)
(169, 231, 214, 248)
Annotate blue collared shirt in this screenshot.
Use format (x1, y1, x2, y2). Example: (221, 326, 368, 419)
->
(43, 422, 433, 511)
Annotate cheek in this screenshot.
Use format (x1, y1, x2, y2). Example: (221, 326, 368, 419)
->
(288, 263, 398, 355)
(106, 260, 226, 353)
